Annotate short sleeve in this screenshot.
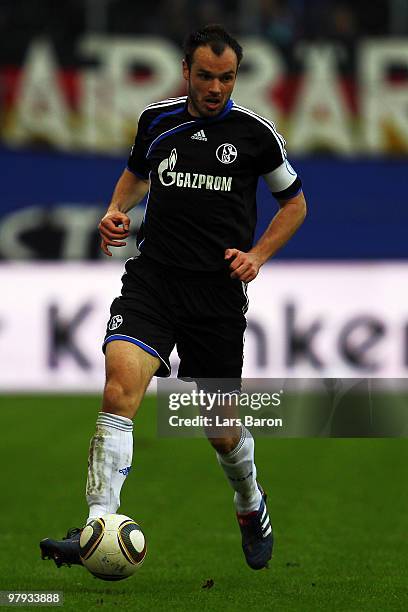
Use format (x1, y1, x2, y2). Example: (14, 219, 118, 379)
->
(127, 111, 151, 180)
(255, 120, 302, 200)
(255, 121, 287, 176)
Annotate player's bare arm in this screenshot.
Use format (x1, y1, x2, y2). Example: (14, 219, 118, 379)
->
(99, 169, 149, 256)
(226, 190, 307, 282)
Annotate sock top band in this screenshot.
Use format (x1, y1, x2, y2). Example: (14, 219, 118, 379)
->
(97, 412, 133, 431)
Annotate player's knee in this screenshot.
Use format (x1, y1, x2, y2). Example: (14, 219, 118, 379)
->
(102, 379, 140, 419)
(208, 436, 239, 454)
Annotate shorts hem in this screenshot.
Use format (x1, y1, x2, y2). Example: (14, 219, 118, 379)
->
(103, 334, 171, 376)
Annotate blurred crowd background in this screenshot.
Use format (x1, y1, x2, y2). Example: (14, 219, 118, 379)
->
(1, 0, 407, 65)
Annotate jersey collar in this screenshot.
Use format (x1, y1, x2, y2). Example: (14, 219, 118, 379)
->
(146, 99, 234, 158)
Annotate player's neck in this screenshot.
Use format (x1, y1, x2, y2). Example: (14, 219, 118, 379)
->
(186, 99, 202, 118)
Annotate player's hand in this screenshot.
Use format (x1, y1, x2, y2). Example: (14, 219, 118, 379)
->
(225, 248, 261, 282)
(99, 211, 131, 256)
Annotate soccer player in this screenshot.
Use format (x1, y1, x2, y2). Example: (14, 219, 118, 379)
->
(41, 24, 306, 571)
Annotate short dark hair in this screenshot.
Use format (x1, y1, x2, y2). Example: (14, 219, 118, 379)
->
(183, 24, 243, 70)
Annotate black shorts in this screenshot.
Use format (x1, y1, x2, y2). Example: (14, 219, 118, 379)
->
(103, 254, 248, 381)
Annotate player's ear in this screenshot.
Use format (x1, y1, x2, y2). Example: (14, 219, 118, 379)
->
(182, 59, 190, 82)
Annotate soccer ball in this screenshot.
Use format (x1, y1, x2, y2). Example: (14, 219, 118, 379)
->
(79, 514, 146, 581)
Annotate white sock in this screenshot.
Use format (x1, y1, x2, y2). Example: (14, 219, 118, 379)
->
(86, 412, 133, 524)
(216, 426, 262, 514)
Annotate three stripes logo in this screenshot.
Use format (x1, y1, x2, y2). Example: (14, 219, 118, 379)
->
(237, 497, 272, 539)
(260, 502, 272, 538)
(191, 129, 207, 141)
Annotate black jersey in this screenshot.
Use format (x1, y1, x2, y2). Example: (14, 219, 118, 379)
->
(127, 96, 301, 271)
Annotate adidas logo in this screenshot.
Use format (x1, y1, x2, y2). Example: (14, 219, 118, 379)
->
(191, 129, 207, 141)
(118, 466, 131, 476)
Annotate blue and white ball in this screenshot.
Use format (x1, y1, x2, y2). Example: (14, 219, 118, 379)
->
(79, 514, 146, 581)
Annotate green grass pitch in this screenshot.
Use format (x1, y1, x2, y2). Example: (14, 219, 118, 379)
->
(0, 394, 407, 611)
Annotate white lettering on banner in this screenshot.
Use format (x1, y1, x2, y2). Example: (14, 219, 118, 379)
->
(3, 37, 408, 153)
(289, 46, 354, 154)
(5, 40, 71, 149)
(360, 40, 408, 153)
(78, 36, 180, 150)
(233, 39, 284, 123)
(0, 206, 145, 260)
(0, 263, 408, 391)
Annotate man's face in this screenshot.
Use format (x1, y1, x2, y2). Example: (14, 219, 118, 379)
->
(183, 45, 238, 118)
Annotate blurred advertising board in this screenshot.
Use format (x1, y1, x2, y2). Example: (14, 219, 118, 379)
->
(1, 147, 407, 260)
(2, 37, 408, 155)
(0, 262, 406, 391)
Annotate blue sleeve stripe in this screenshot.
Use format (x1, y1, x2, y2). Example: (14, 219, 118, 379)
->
(148, 106, 185, 132)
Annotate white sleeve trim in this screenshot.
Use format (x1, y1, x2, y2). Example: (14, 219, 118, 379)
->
(263, 160, 298, 193)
